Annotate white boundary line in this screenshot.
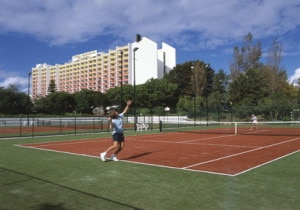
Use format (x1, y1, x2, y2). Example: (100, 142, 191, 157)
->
(15, 135, 300, 177)
(22, 138, 109, 147)
(234, 150, 299, 176)
(127, 137, 257, 149)
(182, 137, 300, 174)
(15, 144, 97, 158)
(16, 144, 235, 177)
(120, 159, 235, 177)
(175, 134, 236, 143)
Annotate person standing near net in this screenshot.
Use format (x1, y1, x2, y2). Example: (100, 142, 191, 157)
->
(100, 100, 132, 162)
(250, 114, 258, 130)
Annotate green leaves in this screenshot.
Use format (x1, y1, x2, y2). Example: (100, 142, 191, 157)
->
(0, 85, 29, 115)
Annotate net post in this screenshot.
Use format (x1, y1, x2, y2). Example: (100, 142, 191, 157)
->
(234, 122, 237, 134)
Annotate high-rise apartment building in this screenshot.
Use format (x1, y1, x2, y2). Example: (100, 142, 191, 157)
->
(31, 37, 176, 100)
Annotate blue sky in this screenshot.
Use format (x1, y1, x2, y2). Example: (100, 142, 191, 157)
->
(0, 0, 300, 93)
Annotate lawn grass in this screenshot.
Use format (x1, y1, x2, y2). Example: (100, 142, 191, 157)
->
(0, 133, 299, 210)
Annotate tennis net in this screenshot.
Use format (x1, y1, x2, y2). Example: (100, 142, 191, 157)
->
(162, 121, 300, 136)
(235, 121, 300, 136)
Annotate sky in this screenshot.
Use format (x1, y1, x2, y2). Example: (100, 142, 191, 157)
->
(0, 0, 300, 93)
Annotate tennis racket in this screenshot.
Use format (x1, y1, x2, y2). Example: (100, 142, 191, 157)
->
(93, 106, 105, 116)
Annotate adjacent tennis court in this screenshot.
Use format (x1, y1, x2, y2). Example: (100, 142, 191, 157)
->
(19, 124, 300, 176)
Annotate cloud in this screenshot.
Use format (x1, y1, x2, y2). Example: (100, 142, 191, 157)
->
(288, 68, 300, 86)
(0, 0, 299, 49)
(0, 0, 299, 90)
(0, 69, 20, 79)
(0, 76, 28, 92)
(0, 70, 29, 92)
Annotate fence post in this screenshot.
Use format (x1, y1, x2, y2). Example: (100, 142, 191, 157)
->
(159, 120, 162, 132)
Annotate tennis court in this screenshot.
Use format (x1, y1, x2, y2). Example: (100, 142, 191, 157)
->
(19, 123, 300, 176)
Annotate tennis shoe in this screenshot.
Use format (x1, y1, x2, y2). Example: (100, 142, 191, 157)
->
(100, 152, 106, 162)
(111, 155, 119, 161)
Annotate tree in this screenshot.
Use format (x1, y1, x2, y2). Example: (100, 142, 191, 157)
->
(210, 70, 230, 114)
(106, 79, 178, 114)
(106, 84, 134, 110)
(230, 32, 262, 79)
(73, 89, 109, 114)
(141, 78, 179, 109)
(190, 61, 213, 97)
(258, 93, 296, 120)
(47, 79, 57, 94)
(164, 62, 193, 95)
(264, 38, 284, 94)
(229, 68, 267, 117)
(202, 64, 214, 98)
(263, 37, 297, 102)
(42, 92, 75, 114)
(165, 60, 214, 98)
(34, 97, 48, 114)
(0, 85, 29, 115)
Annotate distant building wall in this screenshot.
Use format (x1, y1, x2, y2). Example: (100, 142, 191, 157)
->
(31, 37, 176, 100)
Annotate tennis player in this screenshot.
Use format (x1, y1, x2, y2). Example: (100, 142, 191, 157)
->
(250, 114, 258, 130)
(100, 100, 132, 161)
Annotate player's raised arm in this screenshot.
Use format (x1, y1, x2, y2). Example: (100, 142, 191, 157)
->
(121, 100, 132, 114)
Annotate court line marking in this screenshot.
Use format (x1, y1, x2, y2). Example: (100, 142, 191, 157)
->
(175, 134, 236, 143)
(127, 133, 237, 143)
(16, 135, 299, 177)
(20, 134, 258, 151)
(234, 150, 299, 176)
(15, 144, 235, 177)
(127, 134, 239, 144)
(16, 144, 99, 158)
(18, 141, 299, 177)
(182, 137, 300, 169)
(127, 137, 258, 149)
(21, 138, 109, 147)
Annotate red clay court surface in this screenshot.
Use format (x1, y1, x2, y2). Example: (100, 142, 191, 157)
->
(19, 132, 300, 176)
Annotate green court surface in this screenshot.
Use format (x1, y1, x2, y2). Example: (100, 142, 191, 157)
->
(0, 132, 299, 210)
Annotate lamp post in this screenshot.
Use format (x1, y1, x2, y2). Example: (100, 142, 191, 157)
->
(27, 72, 32, 126)
(204, 64, 210, 126)
(133, 47, 139, 131)
(118, 50, 123, 110)
(191, 65, 196, 126)
(230, 101, 233, 122)
(205, 94, 208, 126)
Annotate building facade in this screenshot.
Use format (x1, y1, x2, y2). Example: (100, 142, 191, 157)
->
(31, 37, 176, 100)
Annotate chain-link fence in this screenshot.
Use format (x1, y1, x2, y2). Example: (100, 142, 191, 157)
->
(0, 108, 298, 138)
(0, 115, 214, 138)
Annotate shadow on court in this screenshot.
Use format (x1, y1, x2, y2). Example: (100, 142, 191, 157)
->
(124, 151, 161, 160)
